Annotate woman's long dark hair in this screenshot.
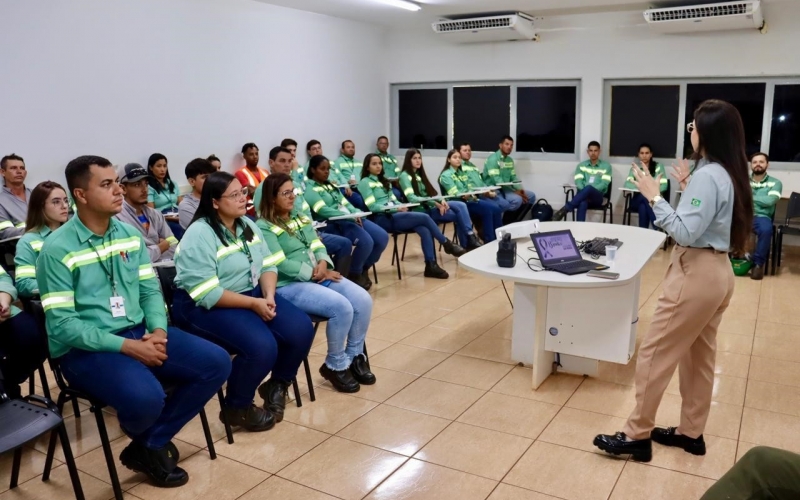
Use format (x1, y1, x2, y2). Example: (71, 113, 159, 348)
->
(25, 181, 67, 233)
(360, 153, 391, 191)
(401, 149, 438, 197)
(638, 143, 659, 177)
(441, 149, 461, 175)
(259, 173, 296, 234)
(306, 155, 334, 187)
(693, 99, 753, 254)
(191, 171, 253, 244)
(147, 153, 176, 194)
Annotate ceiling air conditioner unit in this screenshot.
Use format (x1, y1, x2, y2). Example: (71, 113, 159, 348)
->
(432, 13, 538, 43)
(644, 1, 765, 34)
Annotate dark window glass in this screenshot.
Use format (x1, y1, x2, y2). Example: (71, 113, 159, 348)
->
(610, 85, 680, 158)
(770, 84, 800, 162)
(516, 86, 577, 154)
(684, 83, 766, 158)
(453, 86, 510, 152)
(398, 89, 448, 150)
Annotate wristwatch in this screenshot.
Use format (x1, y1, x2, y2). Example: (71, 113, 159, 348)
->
(649, 195, 663, 208)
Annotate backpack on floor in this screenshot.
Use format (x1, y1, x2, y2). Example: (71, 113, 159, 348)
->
(530, 199, 554, 222)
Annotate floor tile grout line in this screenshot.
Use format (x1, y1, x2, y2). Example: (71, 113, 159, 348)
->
(734, 280, 761, 461)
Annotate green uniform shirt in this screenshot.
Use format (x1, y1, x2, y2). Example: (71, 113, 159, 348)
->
(358, 175, 399, 212)
(483, 150, 522, 192)
(461, 160, 488, 190)
(293, 161, 307, 185)
(574, 160, 613, 193)
(377, 151, 399, 178)
(751, 173, 783, 219)
(174, 217, 280, 310)
(303, 180, 360, 219)
(36, 217, 167, 358)
(439, 166, 472, 197)
(0, 266, 22, 318)
(14, 226, 54, 297)
(623, 163, 668, 193)
(333, 155, 362, 185)
(253, 179, 311, 219)
(256, 216, 331, 287)
(398, 171, 433, 212)
(147, 183, 180, 212)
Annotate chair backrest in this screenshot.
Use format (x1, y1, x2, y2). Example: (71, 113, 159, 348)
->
(663, 178, 672, 203)
(786, 192, 800, 224)
(0, 236, 20, 274)
(23, 298, 71, 393)
(154, 265, 178, 323)
(604, 178, 613, 202)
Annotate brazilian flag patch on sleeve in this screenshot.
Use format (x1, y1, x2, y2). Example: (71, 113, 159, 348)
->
(691, 198, 701, 207)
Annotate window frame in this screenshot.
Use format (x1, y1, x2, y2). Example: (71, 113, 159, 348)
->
(603, 77, 800, 171)
(390, 80, 581, 162)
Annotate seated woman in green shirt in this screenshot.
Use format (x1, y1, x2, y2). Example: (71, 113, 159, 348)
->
(625, 143, 668, 229)
(399, 148, 482, 251)
(257, 174, 375, 394)
(173, 172, 314, 431)
(147, 153, 184, 240)
(14, 181, 70, 297)
(359, 154, 465, 279)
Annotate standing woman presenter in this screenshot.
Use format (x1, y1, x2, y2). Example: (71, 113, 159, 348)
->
(593, 99, 753, 462)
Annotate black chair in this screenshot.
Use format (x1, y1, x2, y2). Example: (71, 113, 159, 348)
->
(772, 192, 800, 276)
(401, 222, 455, 261)
(563, 180, 614, 223)
(0, 368, 84, 500)
(0, 235, 20, 277)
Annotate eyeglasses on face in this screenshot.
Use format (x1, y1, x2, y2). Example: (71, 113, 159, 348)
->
(220, 188, 249, 201)
(278, 189, 296, 199)
(48, 198, 70, 207)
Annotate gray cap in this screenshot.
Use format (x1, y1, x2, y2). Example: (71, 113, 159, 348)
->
(118, 163, 149, 184)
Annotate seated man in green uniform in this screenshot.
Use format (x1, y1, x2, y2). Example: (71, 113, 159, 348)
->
(749, 152, 781, 280)
(554, 141, 613, 221)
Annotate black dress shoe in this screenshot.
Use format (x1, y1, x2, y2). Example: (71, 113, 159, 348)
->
(348, 272, 372, 291)
(593, 432, 652, 462)
(349, 354, 376, 385)
(361, 270, 373, 288)
(442, 239, 467, 257)
(466, 234, 483, 251)
(120, 441, 189, 488)
(258, 378, 290, 423)
(651, 427, 706, 456)
(320, 364, 360, 393)
(424, 261, 449, 279)
(220, 404, 275, 432)
(552, 207, 568, 221)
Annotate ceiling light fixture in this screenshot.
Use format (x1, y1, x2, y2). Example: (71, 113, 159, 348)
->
(376, 0, 421, 12)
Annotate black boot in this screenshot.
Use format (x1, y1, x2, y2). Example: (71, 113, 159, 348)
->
(424, 261, 449, 279)
(751, 265, 764, 281)
(442, 239, 466, 257)
(319, 364, 360, 393)
(220, 404, 275, 432)
(651, 427, 706, 456)
(466, 234, 483, 251)
(349, 354, 376, 385)
(361, 270, 373, 288)
(593, 432, 652, 462)
(120, 441, 189, 488)
(552, 207, 568, 221)
(258, 378, 290, 423)
(348, 272, 372, 291)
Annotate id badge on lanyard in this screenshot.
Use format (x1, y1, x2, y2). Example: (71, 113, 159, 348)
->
(589, 176, 596, 184)
(110, 296, 126, 318)
(250, 262, 260, 287)
(338, 204, 347, 213)
(308, 249, 318, 267)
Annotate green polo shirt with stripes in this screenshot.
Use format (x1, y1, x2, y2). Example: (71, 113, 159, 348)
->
(333, 155, 363, 184)
(13, 226, 55, 297)
(377, 151, 399, 178)
(35, 216, 166, 359)
(574, 160, 613, 193)
(256, 216, 332, 287)
(0, 266, 22, 318)
(303, 180, 360, 220)
(439, 167, 472, 197)
(358, 175, 399, 212)
(483, 150, 522, 193)
(174, 217, 280, 310)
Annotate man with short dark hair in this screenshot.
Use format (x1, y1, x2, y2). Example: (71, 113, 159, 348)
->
(376, 136, 398, 178)
(235, 143, 268, 217)
(294, 140, 323, 184)
(749, 152, 781, 280)
(482, 136, 536, 220)
(0, 154, 31, 239)
(280, 138, 299, 180)
(115, 163, 177, 262)
(36, 155, 231, 489)
(333, 140, 368, 209)
(554, 141, 613, 222)
(179, 158, 216, 229)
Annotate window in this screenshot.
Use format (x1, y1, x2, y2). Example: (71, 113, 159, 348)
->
(453, 86, 510, 152)
(398, 88, 448, 150)
(770, 84, 800, 162)
(609, 85, 680, 158)
(516, 86, 577, 154)
(683, 83, 766, 158)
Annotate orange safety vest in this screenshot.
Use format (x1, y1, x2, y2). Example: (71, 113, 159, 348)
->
(237, 166, 269, 187)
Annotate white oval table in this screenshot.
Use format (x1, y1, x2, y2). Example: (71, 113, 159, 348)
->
(458, 221, 666, 389)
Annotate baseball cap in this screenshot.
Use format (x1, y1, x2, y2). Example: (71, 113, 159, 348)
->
(118, 163, 149, 184)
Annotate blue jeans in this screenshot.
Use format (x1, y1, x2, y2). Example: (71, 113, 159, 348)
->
(58, 325, 231, 449)
(428, 200, 474, 247)
(320, 232, 352, 267)
(484, 194, 511, 212)
(501, 189, 536, 211)
(466, 199, 503, 243)
(565, 186, 605, 222)
(0, 311, 48, 396)
(172, 286, 314, 409)
(392, 187, 406, 203)
(373, 212, 447, 262)
(324, 219, 389, 274)
(630, 193, 656, 229)
(162, 209, 185, 240)
(276, 279, 372, 371)
(341, 188, 367, 211)
(753, 216, 773, 266)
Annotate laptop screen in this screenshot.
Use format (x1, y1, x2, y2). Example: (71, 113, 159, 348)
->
(530, 230, 582, 265)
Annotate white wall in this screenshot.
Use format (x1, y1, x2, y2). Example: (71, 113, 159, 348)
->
(0, 0, 387, 187)
(386, 0, 800, 220)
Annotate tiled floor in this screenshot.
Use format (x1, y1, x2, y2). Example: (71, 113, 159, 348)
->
(5, 239, 800, 500)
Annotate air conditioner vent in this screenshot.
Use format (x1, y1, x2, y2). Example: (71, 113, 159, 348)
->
(646, 2, 751, 22)
(433, 17, 513, 33)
